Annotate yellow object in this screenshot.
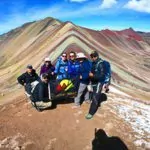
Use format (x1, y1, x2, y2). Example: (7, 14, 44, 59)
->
(60, 79, 74, 91)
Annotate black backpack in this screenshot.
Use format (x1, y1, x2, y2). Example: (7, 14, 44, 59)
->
(96, 59, 111, 83)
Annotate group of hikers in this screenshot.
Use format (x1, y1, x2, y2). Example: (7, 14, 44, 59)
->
(17, 50, 111, 119)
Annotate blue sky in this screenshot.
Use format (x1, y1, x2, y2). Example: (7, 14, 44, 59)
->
(0, 0, 150, 34)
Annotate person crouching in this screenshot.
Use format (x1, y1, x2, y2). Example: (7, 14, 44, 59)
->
(31, 73, 52, 111)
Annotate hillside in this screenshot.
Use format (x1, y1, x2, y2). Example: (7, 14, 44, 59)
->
(0, 17, 150, 150)
(137, 31, 150, 45)
(0, 17, 149, 100)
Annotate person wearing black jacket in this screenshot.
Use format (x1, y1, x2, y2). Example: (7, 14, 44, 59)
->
(86, 51, 109, 119)
(17, 65, 39, 96)
(31, 73, 52, 111)
(38, 76, 50, 102)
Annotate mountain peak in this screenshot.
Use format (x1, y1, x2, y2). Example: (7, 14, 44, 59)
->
(128, 27, 134, 31)
(114, 28, 143, 41)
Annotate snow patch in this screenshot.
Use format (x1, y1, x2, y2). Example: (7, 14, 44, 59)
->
(110, 97, 150, 147)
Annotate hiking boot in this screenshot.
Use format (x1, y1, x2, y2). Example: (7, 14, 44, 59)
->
(85, 114, 93, 119)
(72, 105, 80, 109)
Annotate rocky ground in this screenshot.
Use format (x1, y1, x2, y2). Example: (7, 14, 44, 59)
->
(0, 87, 149, 150)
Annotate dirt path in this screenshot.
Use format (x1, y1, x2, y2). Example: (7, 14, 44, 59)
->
(0, 91, 149, 150)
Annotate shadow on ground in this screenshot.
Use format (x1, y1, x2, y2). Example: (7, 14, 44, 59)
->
(51, 97, 74, 109)
(92, 129, 128, 150)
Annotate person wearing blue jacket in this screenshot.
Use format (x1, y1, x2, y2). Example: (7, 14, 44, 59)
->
(68, 51, 80, 79)
(54, 52, 68, 80)
(73, 52, 92, 108)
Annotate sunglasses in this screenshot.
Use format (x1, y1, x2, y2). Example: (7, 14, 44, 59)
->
(90, 55, 97, 58)
(62, 55, 67, 57)
(70, 55, 75, 57)
(44, 78, 48, 80)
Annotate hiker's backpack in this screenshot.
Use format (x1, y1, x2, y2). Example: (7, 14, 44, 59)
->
(96, 59, 111, 84)
(103, 60, 111, 84)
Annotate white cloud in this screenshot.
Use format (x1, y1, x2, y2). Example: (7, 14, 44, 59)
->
(69, 0, 88, 2)
(124, 0, 150, 13)
(100, 0, 117, 9)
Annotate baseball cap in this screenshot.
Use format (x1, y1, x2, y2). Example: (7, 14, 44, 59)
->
(90, 51, 99, 57)
(27, 64, 33, 69)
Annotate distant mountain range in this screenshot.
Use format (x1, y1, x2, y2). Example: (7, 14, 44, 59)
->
(0, 17, 149, 100)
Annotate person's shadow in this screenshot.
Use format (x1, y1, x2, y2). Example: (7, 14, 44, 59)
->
(50, 97, 74, 109)
(92, 129, 128, 150)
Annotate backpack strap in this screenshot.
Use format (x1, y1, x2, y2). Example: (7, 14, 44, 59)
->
(95, 59, 106, 81)
(96, 59, 104, 73)
(96, 59, 103, 68)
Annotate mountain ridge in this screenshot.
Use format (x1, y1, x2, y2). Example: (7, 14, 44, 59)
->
(0, 17, 150, 150)
(0, 16, 149, 101)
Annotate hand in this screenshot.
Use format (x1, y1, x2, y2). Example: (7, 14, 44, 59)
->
(89, 72, 94, 77)
(103, 84, 109, 93)
(51, 72, 54, 75)
(80, 76, 82, 79)
(24, 83, 26, 86)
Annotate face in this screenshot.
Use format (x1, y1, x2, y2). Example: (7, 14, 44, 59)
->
(69, 53, 76, 61)
(61, 53, 67, 61)
(45, 61, 50, 66)
(78, 58, 84, 63)
(90, 55, 98, 62)
(42, 78, 49, 83)
(27, 68, 32, 74)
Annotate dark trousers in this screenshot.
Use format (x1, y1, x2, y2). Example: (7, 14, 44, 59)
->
(89, 83, 103, 115)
